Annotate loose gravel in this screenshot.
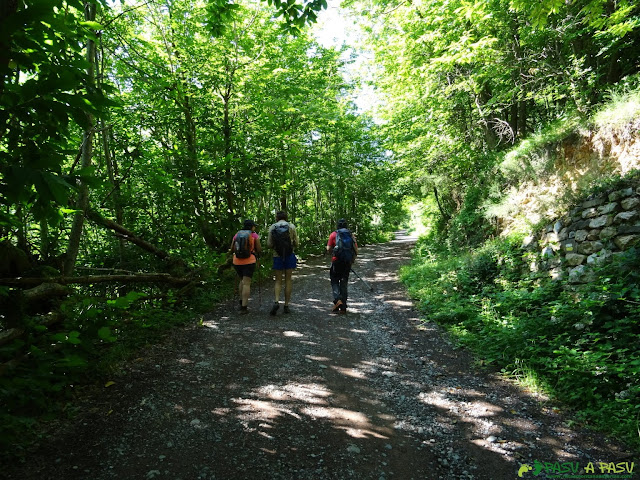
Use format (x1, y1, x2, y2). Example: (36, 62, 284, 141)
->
(3, 232, 634, 480)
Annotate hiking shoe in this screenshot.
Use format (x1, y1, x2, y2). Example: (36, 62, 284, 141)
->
(283, 305, 290, 314)
(239, 305, 248, 314)
(331, 300, 343, 313)
(270, 303, 280, 316)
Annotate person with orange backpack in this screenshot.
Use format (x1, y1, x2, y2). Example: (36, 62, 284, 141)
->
(326, 218, 358, 314)
(230, 219, 262, 313)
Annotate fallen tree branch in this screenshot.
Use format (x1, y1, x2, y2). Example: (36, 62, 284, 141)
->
(85, 209, 171, 260)
(0, 274, 194, 288)
(24, 283, 73, 303)
(0, 328, 24, 347)
(75, 267, 135, 274)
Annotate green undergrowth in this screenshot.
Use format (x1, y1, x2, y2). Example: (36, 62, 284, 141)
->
(0, 226, 393, 457)
(401, 235, 640, 451)
(0, 273, 232, 457)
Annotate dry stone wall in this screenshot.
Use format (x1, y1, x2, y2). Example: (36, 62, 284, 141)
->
(523, 184, 640, 283)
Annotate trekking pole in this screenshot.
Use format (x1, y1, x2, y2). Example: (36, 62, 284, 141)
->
(350, 268, 374, 291)
(257, 257, 262, 306)
(229, 253, 238, 304)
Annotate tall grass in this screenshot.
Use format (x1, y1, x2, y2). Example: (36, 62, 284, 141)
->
(594, 87, 640, 131)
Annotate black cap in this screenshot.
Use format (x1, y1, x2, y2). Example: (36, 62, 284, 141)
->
(337, 218, 347, 229)
(243, 219, 257, 229)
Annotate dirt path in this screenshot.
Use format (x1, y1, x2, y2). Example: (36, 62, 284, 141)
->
(4, 232, 633, 480)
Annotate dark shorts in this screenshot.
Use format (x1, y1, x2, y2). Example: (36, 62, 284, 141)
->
(330, 261, 351, 280)
(273, 253, 297, 270)
(234, 263, 256, 278)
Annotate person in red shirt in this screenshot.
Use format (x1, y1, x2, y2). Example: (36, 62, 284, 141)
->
(230, 219, 262, 313)
(326, 219, 358, 313)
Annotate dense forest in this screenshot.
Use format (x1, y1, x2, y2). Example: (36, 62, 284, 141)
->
(1, 0, 639, 451)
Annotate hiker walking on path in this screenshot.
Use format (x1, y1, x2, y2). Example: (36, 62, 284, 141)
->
(326, 218, 358, 313)
(230, 219, 262, 314)
(267, 210, 299, 315)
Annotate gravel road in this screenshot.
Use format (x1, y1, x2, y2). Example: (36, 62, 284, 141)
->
(4, 231, 633, 480)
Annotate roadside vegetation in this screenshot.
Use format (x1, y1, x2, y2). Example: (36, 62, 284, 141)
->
(402, 230, 640, 449)
(399, 91, 640, 449)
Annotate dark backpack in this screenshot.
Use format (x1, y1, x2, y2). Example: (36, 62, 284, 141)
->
(234, 230, 254, 259)
(272, 222, 293, 258)
(334, 228, 355, 264)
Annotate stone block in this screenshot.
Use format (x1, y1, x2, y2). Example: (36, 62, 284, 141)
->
(568, 219, 591, 232)
(621, 197, 640, 210)
(568, 265, 595, 284)
(614, 235, 639, 250)
(577, 241, 604, 255)
(581, 197, 606, 209)
(549, 267, 564, 281)
(541, 246, 554, 258)
(587, 249, 613, 265)
(581, 208, 599, 219)
(608, 188, 634, 202)
(565, 253, 586, 266)
(549, 257, 562, 267)
(614, 211, 637, 223)
(597, 202, 619, 215)
(587, 230, 601, 241)
(589, 215, 613, 229)
(558, 228, 568, 241)
(574, 230, 588, 242)
(599, 227, 617, 240)
(553, 221, 563, 233)
(522, 235, 537, 249)
(546, 232, 559, 243)
(618, 225, 640, 235)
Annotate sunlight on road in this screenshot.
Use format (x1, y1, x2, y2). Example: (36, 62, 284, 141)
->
(330, 365, 367, 379)
(282, 331, 305, 337)
(301, 406, 390, 440)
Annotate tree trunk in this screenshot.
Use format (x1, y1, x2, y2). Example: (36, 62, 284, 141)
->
(433, 185, 449, 222)
(64, 1, 97, 275)
(102, 123, 125, 261)
(280, 142, 288, 212)
(40, 218, 50, 262)
(510, 101, 518, 139)
(0, 274, 193, 287)
(518, 99, 527, 138)
(15, 205, 27, 254)
(0, 0, 18, 92)
(222, 91, 236, 220)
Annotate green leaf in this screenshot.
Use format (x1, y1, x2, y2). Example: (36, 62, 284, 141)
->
(79, 21, 103, 30)
(98, 326, 117, 342)
(67, 330, 82, 345)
